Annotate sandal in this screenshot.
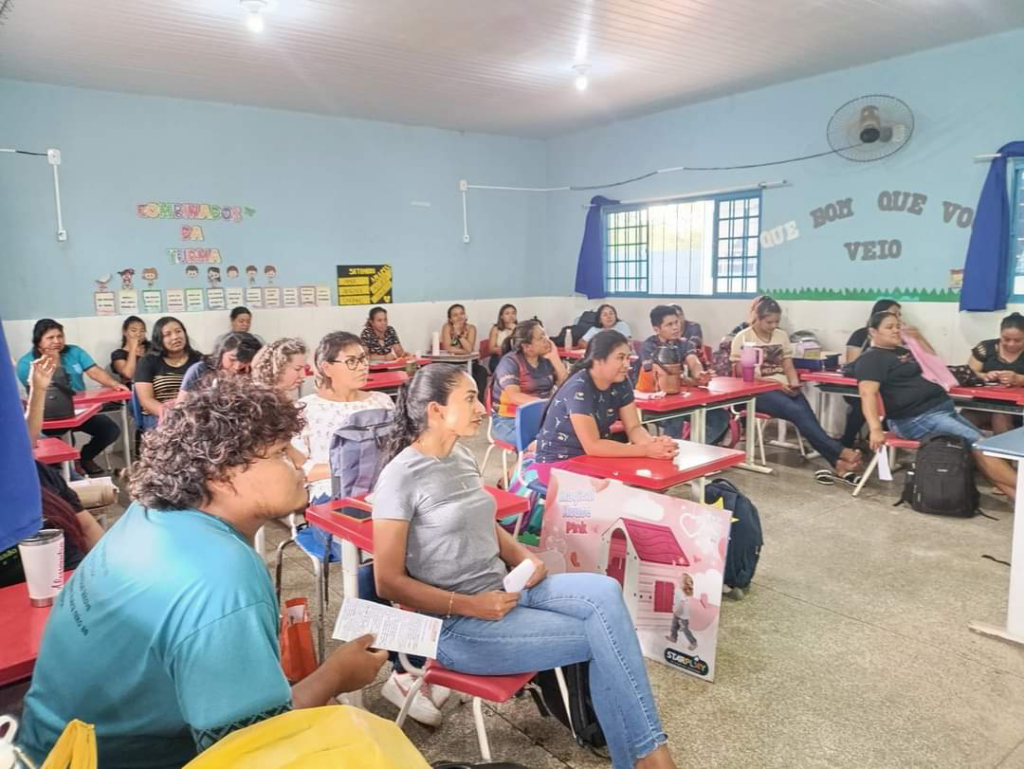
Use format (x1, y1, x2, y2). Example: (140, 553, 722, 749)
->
(835, 471, 863, 487)
(814, 469, 836, 485)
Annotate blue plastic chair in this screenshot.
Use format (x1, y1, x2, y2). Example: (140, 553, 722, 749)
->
(514, 400, 548, 495)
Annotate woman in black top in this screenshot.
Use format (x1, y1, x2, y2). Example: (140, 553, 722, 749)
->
(841, 300, 901, 447)
(963, 312, 1024, 434)
(856, 311, 1017, 499)
(134, 317, 202, 424)
(110, 316, 150, 385)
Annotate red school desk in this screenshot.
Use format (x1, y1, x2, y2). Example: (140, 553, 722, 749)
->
(363, 370, 409, 392)
(561, 440, 745, 499)
(74, 388, 133, 468)
(0, 571, 73, 686)
(33, 438, 80, 481)
(41, 403, 101, 433)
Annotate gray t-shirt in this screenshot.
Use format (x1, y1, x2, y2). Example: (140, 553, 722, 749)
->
(372, 443, 506, 601)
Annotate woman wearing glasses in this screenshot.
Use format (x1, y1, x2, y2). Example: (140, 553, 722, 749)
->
(293, 331, 395, 503)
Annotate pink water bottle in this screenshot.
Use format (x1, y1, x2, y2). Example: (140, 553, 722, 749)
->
(739, 344, 763, 382)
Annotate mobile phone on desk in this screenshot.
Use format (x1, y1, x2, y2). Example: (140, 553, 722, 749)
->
(338, 506, 372, 521)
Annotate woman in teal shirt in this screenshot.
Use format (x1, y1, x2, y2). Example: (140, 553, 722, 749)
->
(17, 318, 127, 476)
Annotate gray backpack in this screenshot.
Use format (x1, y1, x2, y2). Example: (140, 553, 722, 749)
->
(328, 408, 396, 499)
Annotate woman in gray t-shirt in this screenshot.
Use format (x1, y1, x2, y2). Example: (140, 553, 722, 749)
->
(372, 365, 674, 769)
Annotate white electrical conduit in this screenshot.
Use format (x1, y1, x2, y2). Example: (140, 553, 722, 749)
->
(459, 174, 788, 242)
(1, 147, 68, 241)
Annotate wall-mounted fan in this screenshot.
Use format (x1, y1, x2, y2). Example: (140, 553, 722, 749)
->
(827, 94, 915, 162)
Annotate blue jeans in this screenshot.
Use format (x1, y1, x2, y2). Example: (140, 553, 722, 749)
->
(491, 415, 518, 446)
(889, 400, 982, 444)
(437, 573, 667, 768)
(755, 390, 843, 467)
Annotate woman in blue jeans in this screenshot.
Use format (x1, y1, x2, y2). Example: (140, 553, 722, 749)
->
(730, 296, 863, 483)
(372, 364, 676, 769)
(856, 310, 1018, 499)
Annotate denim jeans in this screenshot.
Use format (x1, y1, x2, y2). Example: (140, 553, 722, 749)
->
(755, 390, 842, 467)
(651, 408, 730, 445)
(436, 573, 667, 768)
(491, 414, 518, 446)
(889, 400, 982, 444)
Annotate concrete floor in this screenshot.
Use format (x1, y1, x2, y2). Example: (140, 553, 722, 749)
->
(52, 425, 1024, 768)
(259, 431, 1024, 769)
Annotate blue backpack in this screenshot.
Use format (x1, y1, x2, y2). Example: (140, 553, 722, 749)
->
(704, 478, 763, 591)
(328, 408, 395, 499)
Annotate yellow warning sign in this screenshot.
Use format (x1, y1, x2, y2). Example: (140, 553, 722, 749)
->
(336, 264, 392, 306)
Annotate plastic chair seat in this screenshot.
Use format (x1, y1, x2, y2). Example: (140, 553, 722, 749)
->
(493, 437, 516, 452)
(884, 432, 920, 450)
(423, 661, 535, 702)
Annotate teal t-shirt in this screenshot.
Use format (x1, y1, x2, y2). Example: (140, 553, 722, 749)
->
(16, 345, 96, 392)
(19, 503, 291, 768)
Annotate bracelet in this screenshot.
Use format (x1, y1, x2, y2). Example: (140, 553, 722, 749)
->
(445, 591, 456, 619)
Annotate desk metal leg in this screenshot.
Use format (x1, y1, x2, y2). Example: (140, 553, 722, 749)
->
(738, 396, 773, 474)
(61, 461, 71, 482)
(969, 459, 1024, 646)
(337, 538, 364, 708)
(119, 403, 132, 472)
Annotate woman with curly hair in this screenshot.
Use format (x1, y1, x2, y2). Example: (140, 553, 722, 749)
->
(18, 378, 387, 766)
(250, 337, 309, 397)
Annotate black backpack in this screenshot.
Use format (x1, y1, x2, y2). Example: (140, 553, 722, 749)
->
(43, 366, 75, 420)
(704, 479, 763, 591)
(531, 663, 607, 756)
(551, 310, 600, 349)
(896, 434, 979, 517)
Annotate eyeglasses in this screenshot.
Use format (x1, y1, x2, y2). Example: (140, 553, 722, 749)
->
(329, 354, 369, 370)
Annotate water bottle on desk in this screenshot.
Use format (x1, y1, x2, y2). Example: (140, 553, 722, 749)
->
(740, 344, 763, 383)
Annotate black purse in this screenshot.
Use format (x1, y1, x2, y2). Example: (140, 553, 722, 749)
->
(43, 365, 76, 420)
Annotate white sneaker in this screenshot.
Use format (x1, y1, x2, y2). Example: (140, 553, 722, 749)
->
(423, 682, 451, 709)
(381, 672, 443, 727)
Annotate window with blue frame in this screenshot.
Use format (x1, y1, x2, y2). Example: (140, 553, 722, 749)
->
(1010, 161, 1024, 298)
(603, 192, 761, 297)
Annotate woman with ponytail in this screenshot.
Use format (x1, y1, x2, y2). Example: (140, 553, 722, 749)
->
(373, 363, 677, 769)
(528, 330, 678, 485)
(489, 320, 567, 444)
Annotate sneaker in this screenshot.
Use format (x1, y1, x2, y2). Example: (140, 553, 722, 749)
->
(423, 682, 451, 709)
(381, 672, 443, 727)
(81, 459, 108, 477)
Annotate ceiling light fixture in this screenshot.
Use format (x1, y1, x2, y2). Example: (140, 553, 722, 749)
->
(573, 64, 589, 92)
(240, 0, 267, 33)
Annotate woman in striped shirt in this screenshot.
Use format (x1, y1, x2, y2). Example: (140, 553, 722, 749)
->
(134, 316, 202, 423)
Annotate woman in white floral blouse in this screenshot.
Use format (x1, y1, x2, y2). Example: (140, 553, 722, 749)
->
(293, 331, 394, 502)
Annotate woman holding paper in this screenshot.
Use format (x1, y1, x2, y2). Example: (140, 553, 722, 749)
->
(373, 363, 677, 769)
(856, 310, 1017, 499)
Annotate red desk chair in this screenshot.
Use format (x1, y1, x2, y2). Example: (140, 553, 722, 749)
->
(481, 382, 517, 483)
(395, 660, 571, 762)
(852, 396, 919, 497)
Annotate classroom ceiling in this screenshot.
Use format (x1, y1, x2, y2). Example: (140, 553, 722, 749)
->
(1, 0, 1022, 138)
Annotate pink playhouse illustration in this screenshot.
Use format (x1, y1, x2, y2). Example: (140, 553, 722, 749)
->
(597, 518, 690, 631)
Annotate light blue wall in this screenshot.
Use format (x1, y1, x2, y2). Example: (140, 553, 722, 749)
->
(0, 79, 546, 319)
(545, 29, 1024, 301)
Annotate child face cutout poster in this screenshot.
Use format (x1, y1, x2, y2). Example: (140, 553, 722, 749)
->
(539, 470, 730, 681)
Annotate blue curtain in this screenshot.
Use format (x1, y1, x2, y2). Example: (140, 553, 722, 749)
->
(0, 319, 42, 551)
(960, 141, 1024, 312)
(574, 195, 620, 299)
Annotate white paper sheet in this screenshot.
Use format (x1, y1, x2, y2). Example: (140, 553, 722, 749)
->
(332, 597, 442, 659)
(877, 447, 893, 482)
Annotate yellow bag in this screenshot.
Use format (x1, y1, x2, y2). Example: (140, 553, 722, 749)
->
(40, 719, 97, 769)
(183, 705, 430, 769)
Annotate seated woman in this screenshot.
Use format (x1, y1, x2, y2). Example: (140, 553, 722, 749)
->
(486, 303, 518, 371)
(179, 332, 262, 394)
(577, 303, 632, 348)
(250, 337, 309, 398)
(963, 312, 1024, 435)
(16, 318, 127, 476)
(360, 306, 409, 361)
(372, 363, 677, 769)
(857, 310, 1017, 499)
(730, 297, 862, 483)
(134, 316, 203, 426)
(110, 315, 150, 385)
(293, 332, 394, 504)
(490, 320, 568, 445)
(440, 303, 489, 399)
(840, 299, 902, 447)
(530, 330, 678, 485)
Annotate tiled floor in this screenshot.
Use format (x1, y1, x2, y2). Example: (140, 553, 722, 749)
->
(74, 428, 1024, 767)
